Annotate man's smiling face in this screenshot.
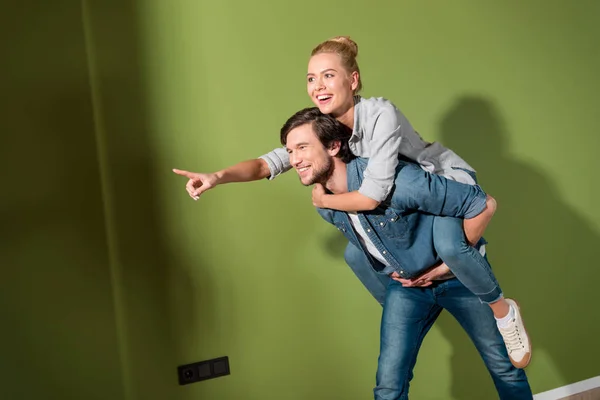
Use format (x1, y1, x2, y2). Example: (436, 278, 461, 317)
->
(286, 122, 334, 186)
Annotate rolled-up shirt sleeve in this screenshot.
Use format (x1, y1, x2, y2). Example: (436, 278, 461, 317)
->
(358, 109, 403, 202)
(258, 146, 292, 180)
(392, 165, 488, 219)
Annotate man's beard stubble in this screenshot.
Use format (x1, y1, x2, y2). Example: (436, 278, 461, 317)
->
(300, 158, 334, 187)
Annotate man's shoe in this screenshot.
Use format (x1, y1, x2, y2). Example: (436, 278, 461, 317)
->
(498, 299, 531, 369)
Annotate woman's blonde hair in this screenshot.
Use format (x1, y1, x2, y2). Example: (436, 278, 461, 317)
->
(311, 36, 362, 94)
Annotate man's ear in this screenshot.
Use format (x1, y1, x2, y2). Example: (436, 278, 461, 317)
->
(327, 141, 341, 157)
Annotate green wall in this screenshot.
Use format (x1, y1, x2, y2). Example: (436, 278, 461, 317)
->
(3, 0, 599, 399)
(0, 1, 125, 399)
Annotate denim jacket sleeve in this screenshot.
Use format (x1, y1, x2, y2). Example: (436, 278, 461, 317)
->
(391, 164, 487, 219)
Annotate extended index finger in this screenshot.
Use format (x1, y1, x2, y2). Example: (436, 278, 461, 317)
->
(172, 169, 195, 179)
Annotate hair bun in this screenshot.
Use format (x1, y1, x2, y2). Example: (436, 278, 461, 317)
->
(330, 36, 358, 58)
(310, 36, 363, 94)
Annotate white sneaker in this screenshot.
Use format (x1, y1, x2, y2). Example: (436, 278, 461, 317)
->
(498, 299, 531, 369)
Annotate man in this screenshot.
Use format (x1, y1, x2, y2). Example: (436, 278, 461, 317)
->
(173, 108, 532, 399)
(279, 107, 532, 399)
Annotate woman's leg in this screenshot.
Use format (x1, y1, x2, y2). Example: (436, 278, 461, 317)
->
(432, 217, 531, 368)
(432, 216, 502, 304)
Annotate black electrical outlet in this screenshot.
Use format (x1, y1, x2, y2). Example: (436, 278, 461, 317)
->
(177, 356, 230, 385)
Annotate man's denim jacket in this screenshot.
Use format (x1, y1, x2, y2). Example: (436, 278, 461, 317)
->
(316, 158, 488, 302)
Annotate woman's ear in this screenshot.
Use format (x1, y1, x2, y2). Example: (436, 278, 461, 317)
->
(350, 71, 359, 91)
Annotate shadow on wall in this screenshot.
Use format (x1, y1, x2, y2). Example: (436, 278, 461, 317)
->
(0, 0, 207, 399)
(84, 0, 210, 399)
(320, 95, 599, 399)
(0, 1, 126, 399)
(435, 96, 600, 399)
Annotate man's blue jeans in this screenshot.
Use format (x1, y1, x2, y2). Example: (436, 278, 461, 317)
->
(374, 278, 533, 400)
